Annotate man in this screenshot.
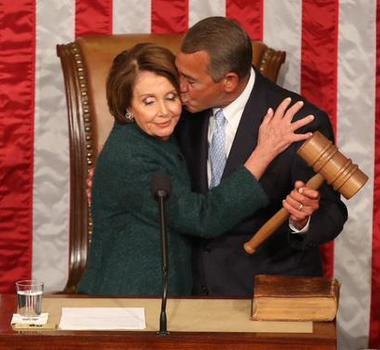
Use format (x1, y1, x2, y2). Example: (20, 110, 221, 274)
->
(175, 17, 348, 297)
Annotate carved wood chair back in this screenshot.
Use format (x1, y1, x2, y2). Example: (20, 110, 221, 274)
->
(56, 34, 286, 293)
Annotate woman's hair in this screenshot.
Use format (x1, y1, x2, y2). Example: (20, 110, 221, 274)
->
(181, 16, 252, 82)
(106, 43, 179, 124)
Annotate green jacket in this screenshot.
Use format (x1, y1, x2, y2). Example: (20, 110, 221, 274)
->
(79, 123, 268, 296)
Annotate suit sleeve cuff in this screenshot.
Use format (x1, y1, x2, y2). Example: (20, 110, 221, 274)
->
(289, 216, 311, 234)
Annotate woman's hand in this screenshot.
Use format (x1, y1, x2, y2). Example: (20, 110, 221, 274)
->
(256, 97, 314, 162)
(244, 97, 314, 180)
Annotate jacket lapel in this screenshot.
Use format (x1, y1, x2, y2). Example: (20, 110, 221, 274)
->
(181, 109, 210, 193)
(198, 110, 211, 192)
(223, 70, 269, 179)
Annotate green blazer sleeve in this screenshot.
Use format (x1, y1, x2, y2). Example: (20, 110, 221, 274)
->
(125, 158, 268, 239)
(98, 124, 269, 239)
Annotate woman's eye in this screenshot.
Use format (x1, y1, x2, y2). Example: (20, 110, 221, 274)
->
(167, 93, 179, 101)
(143, 98, 155, 105)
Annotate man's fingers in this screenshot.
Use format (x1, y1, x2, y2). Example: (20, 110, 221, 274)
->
(299, 187, 320, 200)
(295, 181, 305, 190)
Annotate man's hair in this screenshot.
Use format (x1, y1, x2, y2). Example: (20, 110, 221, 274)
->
(106, 43, 179, 124)
(181, 16, 252, 82)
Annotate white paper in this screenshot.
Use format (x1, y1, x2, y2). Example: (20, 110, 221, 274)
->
(11, 313, 49, 326)
(58, 307, 146, 330)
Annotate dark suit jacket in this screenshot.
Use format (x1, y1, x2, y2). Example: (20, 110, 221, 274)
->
(176, 69, 348, 297)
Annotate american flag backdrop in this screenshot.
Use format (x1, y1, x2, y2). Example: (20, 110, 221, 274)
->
(0, 0, 379, 348)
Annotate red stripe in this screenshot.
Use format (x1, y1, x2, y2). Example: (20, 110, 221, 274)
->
(151, 0, 188, 34)
(75, 0, 113, 37)
(226, 0, 263, 41)
(0, 0, 36, 293)
(301, 0, 339, 129)
(301, 0, 339, 279)
(370, 1, 380, 347)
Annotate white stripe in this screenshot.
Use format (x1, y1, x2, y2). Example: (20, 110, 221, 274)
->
(113, 0, 151, 34)
(335, 1, 376, 349)
(33, 0, 74, 292)
(189, 0, 226, 27)
(30, 6, 377, 347)
(263, 0, 302, 92)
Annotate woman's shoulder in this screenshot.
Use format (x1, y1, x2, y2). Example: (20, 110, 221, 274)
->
(106, 123, 148, 151)
(101, 123, 178, 168)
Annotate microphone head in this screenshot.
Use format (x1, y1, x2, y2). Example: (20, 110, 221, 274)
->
(151, 172, 172, 200)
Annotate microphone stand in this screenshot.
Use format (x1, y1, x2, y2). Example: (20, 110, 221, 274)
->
(157, 189, 169, 336)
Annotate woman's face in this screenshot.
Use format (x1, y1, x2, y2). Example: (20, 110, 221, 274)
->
(129, 71, 182, 141)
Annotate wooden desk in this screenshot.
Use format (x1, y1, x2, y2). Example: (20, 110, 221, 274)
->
(0, 294, 336, 350)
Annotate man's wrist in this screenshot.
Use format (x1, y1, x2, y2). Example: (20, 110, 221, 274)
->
(289, 216, 311, 234)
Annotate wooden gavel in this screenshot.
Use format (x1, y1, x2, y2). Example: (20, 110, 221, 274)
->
(244, 131, 368, 254)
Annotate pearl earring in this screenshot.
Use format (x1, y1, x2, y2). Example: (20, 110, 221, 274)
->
(125, 110, 135, 123)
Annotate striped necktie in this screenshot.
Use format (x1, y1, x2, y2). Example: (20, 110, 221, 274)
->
(209, 109, 226, 188)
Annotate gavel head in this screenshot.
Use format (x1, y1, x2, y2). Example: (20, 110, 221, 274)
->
(297, 131, 368, 199)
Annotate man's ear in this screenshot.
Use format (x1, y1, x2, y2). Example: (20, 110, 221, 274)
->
(222, 72, 240, 92)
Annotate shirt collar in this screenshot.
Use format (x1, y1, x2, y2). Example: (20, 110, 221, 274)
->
(212, 67, 256, 126)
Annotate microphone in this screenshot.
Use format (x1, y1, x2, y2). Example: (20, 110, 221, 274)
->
(151, 173, 171, 336)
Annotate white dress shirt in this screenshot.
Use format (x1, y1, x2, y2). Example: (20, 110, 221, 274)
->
(207, 68, 309, 233)
(207, 68, 256, 183)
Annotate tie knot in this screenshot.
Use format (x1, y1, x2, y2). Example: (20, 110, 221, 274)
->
(214, 109, 225, 127)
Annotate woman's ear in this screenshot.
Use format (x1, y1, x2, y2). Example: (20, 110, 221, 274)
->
(222, 72, 240, 92)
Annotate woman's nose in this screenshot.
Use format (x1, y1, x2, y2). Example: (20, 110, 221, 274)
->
(158, 101, 169, 116)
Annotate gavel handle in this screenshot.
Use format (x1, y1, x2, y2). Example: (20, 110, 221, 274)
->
(243, 173, 325, 254)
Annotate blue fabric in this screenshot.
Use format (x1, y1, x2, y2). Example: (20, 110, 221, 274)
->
(209, 109, 226, 188)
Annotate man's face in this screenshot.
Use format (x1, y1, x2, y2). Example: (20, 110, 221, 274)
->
(175, 50, 226, 113)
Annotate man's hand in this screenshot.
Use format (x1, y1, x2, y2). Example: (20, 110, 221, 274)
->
(283, 181, 320, 230)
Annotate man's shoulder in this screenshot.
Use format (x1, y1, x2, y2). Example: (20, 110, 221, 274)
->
(254, 72, 326, 117)
(251, 72, 333, 138)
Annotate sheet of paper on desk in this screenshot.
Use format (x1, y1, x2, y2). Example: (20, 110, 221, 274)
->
(11, 313, 49, 326)
(58, 307, 146, 330)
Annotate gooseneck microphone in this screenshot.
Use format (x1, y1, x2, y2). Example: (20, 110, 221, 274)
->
(151, 173, 172, 336)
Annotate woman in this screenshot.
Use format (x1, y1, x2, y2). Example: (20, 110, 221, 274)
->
(78, 43, 314, 296)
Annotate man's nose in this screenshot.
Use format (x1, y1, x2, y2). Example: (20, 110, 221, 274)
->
(179, 76, 188, 93)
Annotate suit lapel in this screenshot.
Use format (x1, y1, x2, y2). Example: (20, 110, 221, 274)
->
(182, 109, 210, 193)
(223, 70, 270, 179)
(198, 110, 211, 192)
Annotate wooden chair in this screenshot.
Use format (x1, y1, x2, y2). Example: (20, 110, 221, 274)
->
(56, 34, 286, 293)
